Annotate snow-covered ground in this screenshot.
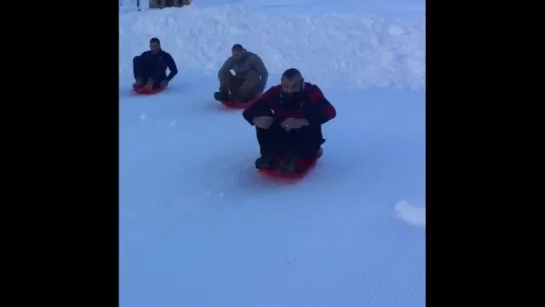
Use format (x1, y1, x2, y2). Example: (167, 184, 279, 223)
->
(119, 1, 426, 306)
(120, 1, 425, 89)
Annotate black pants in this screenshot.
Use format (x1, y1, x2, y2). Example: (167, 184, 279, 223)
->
(133, 56, 166, 88)
(256, 121, 324, 158)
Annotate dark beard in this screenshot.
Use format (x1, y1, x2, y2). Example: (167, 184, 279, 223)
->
(281, 92, 300, 106)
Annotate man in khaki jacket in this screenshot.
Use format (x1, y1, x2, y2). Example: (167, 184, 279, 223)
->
(214, 44, 269, 103)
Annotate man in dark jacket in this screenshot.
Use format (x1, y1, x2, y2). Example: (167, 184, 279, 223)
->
(242, 68, 336, 173)
(214, 44, 269, 103)
(133, 37, 178, 90)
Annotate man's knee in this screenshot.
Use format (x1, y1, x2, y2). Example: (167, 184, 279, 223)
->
(219, 71, 232, 90)
(256, 124, 282, 139)
(133, 56, 147, 81)
(133, 56, 150, 75)
(150, 66, 166, 82)
(235, 71, 261, 101)
(243, 71, 261, 91)
(258, 76, 267, 93)
(247, 70, 261, 82)
(289, 127, 321, 155)
(133, 55, 145, 67)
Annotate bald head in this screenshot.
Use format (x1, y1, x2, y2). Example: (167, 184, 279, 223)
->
(281, 68, 303, 93)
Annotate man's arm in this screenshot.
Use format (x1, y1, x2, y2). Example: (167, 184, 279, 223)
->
(218, 57, 234, 79)
(242, 86, 279, 125)
(305, 85, 337, 125)
(248, 53, 269, 89)
(164, 53, 178, 82)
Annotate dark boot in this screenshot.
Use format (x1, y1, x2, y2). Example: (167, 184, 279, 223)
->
(214, 91, 230, 102)
(276, 152, 298, 173)
(255, 153, 276, 170)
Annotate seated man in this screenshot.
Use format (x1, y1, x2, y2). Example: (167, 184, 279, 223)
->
(133, 37, 178, 90)
(214, 44, 269, 103)
(242, 68, 337, 173)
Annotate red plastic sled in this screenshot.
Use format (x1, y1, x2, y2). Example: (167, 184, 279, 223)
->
(259, 148, 323, 179)
(133, 86, 166, 95)
(220, 100, 250, 109)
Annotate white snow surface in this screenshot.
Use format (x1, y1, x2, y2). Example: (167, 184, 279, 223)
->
(120, 1, 426, 307)
(395, 200, 426, 227)
(119, 1, 425, 89)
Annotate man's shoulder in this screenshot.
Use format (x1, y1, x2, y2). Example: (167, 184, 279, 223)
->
(304, 83, 325, 96)
(303, 82, 319, 90)
(160, 50, 173, 58)
(267, 85, 282, 93)
(302, 82, 326, 103)
(260, 85, 282, 98)
(245, 51, 262, 60)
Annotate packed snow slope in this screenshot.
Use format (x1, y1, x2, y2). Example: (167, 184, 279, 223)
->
(120, 0, 425, 20)
(119, 1, 425, 89)
(119, 1, 426, 307)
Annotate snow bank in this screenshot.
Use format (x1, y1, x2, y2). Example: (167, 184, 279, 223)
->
(119, 5, 425, 89)
(395, 200, 425, 227)
(119, 0, 141, 13)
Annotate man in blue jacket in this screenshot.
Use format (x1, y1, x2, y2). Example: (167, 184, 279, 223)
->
(133, 37, 178, 90)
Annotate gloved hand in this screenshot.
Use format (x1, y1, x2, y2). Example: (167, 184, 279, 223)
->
(252, 116, 274, 129)
(281, 118, 309, 131)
